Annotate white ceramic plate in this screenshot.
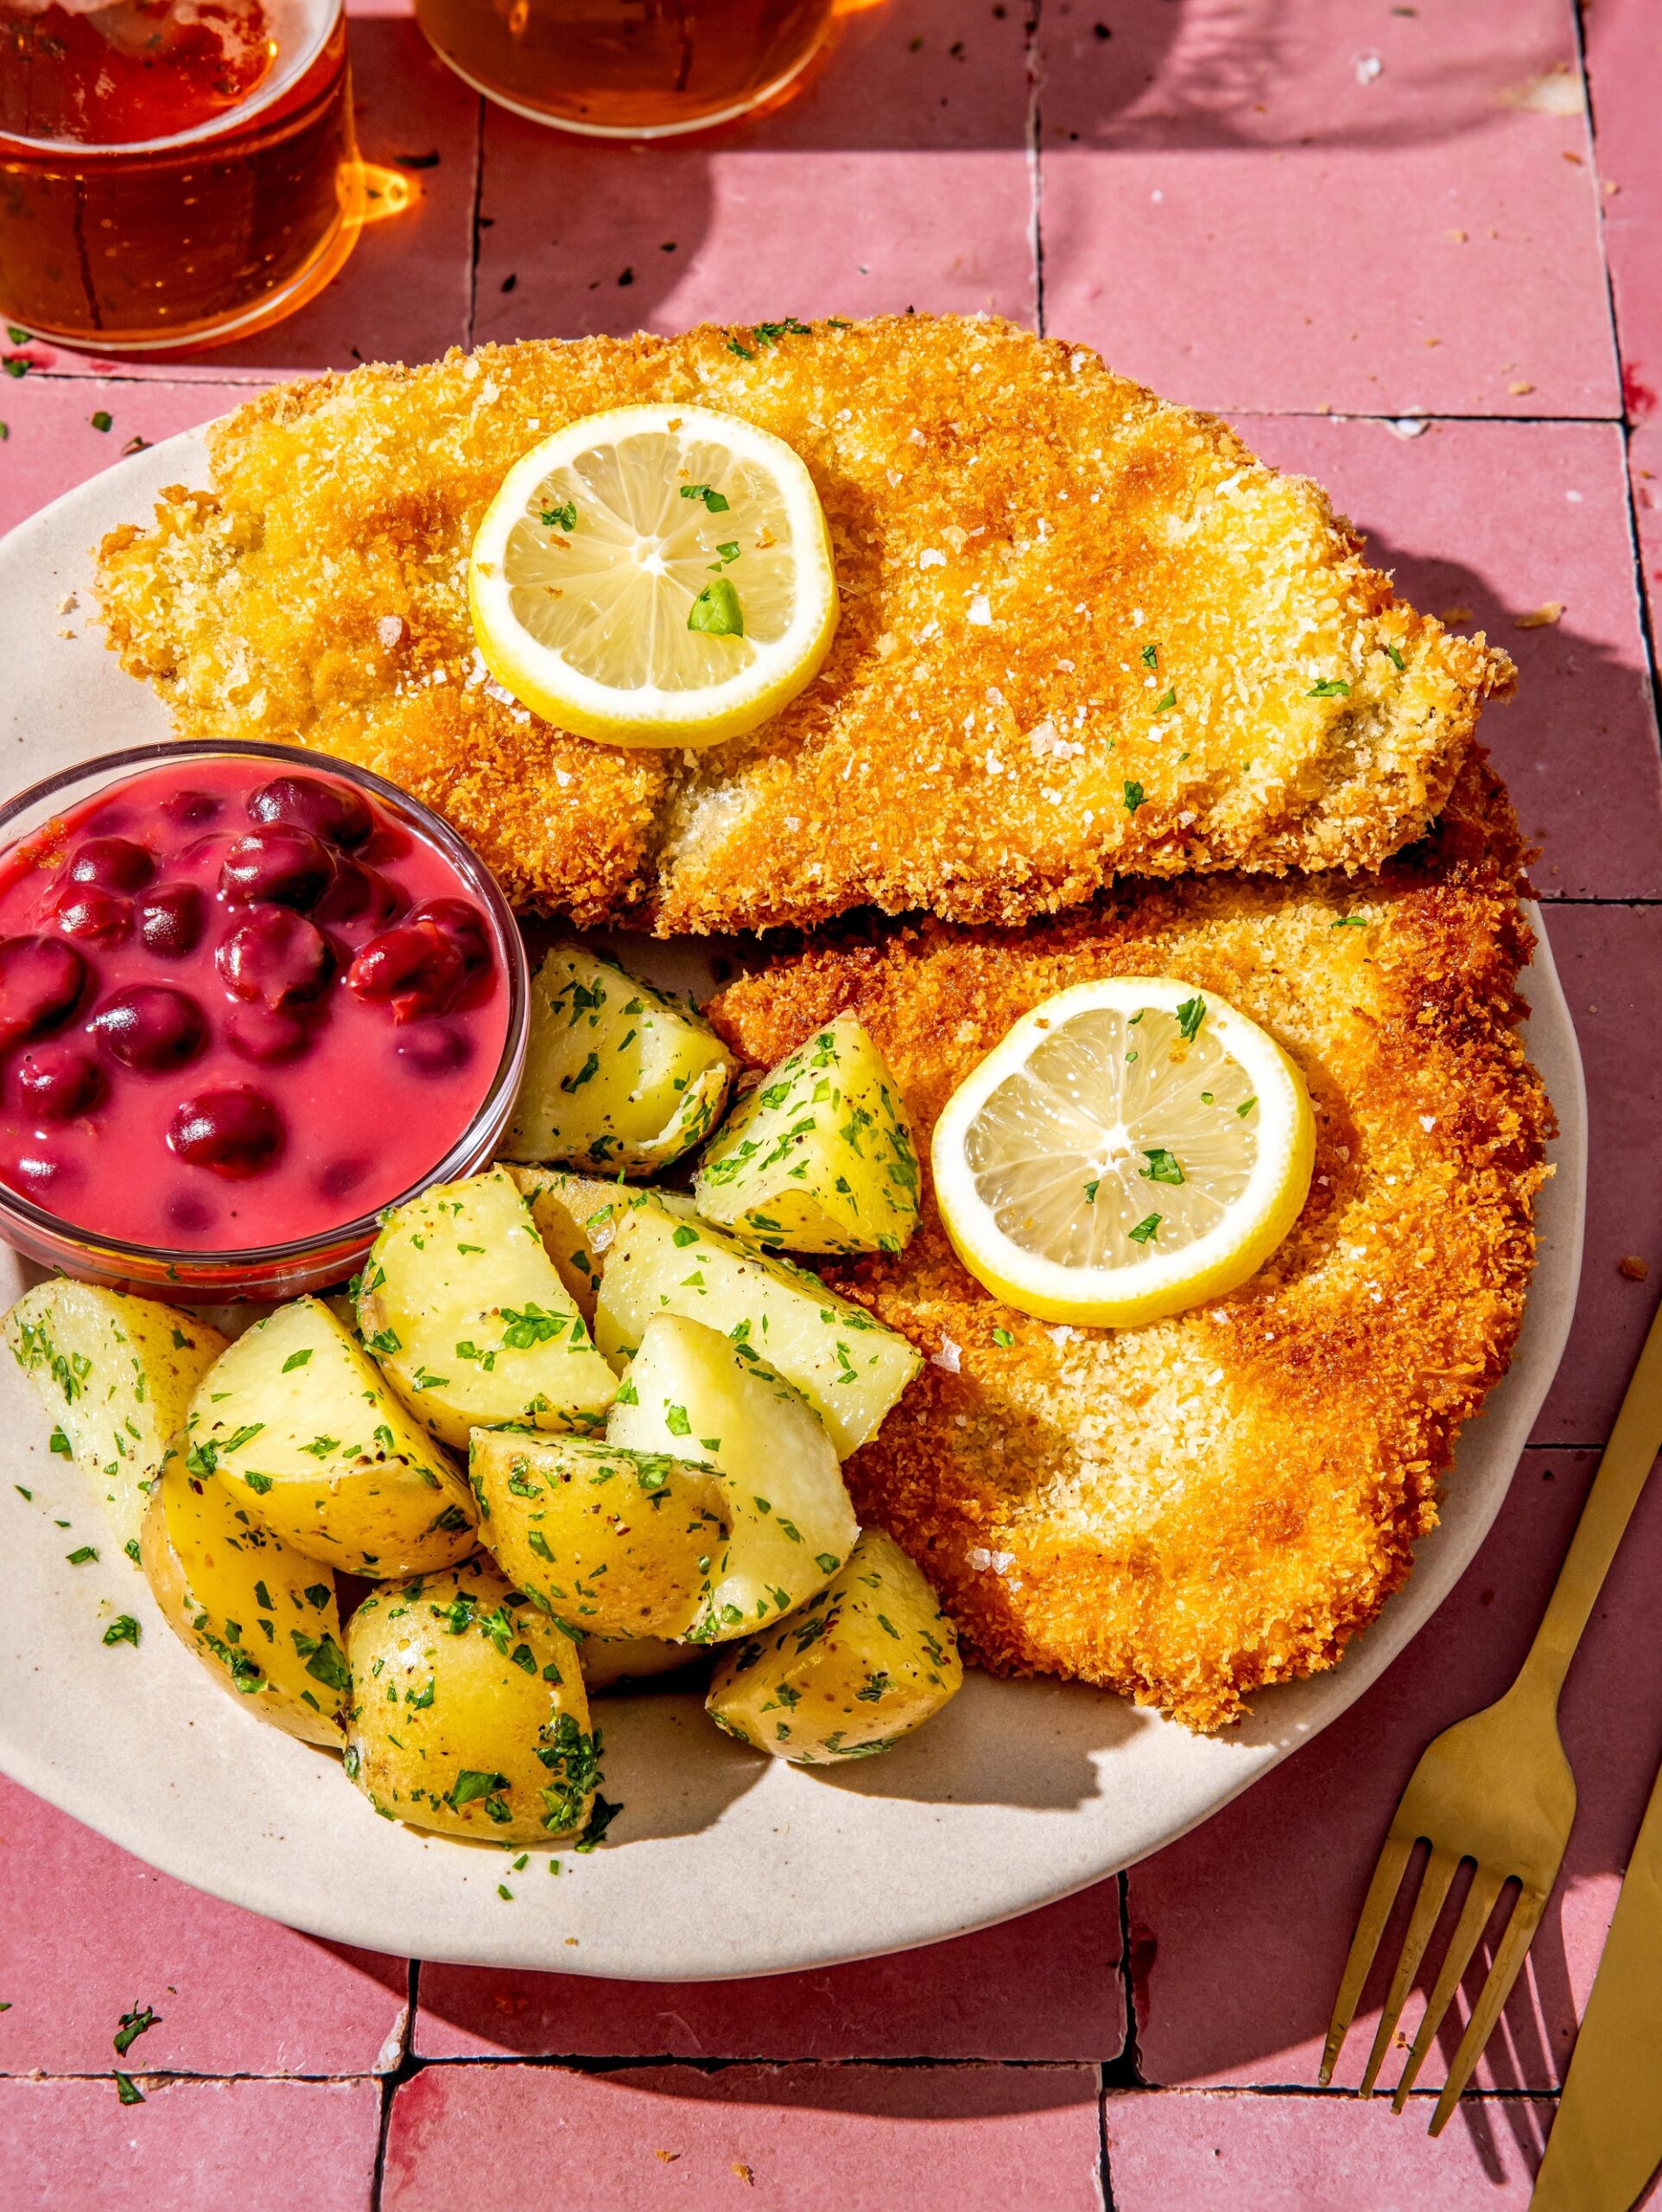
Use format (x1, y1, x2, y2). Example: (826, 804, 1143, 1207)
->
(0, 432, 1586, 1979)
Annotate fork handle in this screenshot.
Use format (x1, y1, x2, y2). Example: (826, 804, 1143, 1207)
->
(1517, 1290, 1662, 1703)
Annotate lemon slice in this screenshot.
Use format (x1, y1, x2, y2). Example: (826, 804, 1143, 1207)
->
(931, 978, 1315, 1327)
(468, 402, 838, 748)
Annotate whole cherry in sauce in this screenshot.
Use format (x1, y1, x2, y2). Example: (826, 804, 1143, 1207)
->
(0, 936, 87, 1046)
(409, 897, 492, 973)
(315, 859, 403, 930)
(67, 836, 154, 892)
(247, 772, 375, 852)
(220, 824, 335, 911)
(225, 1004, 311, 1065)
(346, 921, 465, 1023)
(52, 886, 131, 944)
(217, 908, 335, 1012)
(168, 1085, 284, 1179)
(160, 788, 222, 830)
(15, 1043, 102, 1122)
(138, 882, 206, 958)
(88, 983, 206, 1072)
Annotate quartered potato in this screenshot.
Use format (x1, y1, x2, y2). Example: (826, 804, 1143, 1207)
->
(185, 1296, 477, 1578)
(707, 1529, 962, 1764)
(140, 1445, 347, 1746)
(502, 1164, 699, 1323)
(607, 1313, 856, 1637)
(580, 1634, 701, 1693)
(357, 1167, 617, 1448)
(504, 943, 733, 1173)
(5, 1282, 227, 1558)
(469, 1429, 729, 1640)
(695, 1014, 921, 1255)
(594, 1197, 921, 1456)
(344, 1555, 598, 1845)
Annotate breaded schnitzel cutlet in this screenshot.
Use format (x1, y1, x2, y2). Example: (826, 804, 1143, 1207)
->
(95, 315, 1512, 935)
(706, 753, 1551, 1729)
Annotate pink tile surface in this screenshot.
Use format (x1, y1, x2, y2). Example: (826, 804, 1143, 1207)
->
(1233, 414, 1662, 900)
(1040, 0, 1619, 417)
(1582, 0, 1662, 409)
(416, 1878, 1124, 2061)
(0, 2077, 381, 2212)
(473, 0, 1036, 343)
(1528, 906, 1662, 1446)
(0, 379, 236, 537)
(0, 1777, 409, 2075)
(1128, 1444, 1662, 2091)
(1104, 2088, 1551, 2209)
(382, 2062, 1104, 2211)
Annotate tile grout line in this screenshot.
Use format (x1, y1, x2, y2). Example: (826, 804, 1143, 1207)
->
(1575, 0, 1662, 718)
(463, 91, 486, 353)
(371, 1958, 423, 2211)
(1024, 0, 1046, 336)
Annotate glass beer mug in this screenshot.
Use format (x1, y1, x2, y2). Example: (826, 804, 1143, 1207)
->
(415, 0, 837, 137)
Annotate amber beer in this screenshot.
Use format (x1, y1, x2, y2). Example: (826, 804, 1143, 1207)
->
(415, 0, 835, 137)
(0, 0, 363, 350)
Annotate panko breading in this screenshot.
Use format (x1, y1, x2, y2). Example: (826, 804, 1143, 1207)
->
(95, 315, 1512, 935)
(706, 753, 1551, 1729)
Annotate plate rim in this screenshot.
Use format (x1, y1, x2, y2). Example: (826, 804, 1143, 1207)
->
(0, 427, 1588, 1980)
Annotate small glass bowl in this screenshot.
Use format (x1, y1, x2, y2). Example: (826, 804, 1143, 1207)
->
(0, 740, 530, 1302)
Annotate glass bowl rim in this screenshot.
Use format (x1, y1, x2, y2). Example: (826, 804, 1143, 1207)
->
(0, 736, 530, 1276)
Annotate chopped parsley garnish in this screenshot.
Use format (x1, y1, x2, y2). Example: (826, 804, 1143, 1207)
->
(991, 1326, 1013, 1347)
(1084, 1179, 1100, 1204)
(1141, 643, 1158, 669)
(688, 577, 744, 637)
(67, 1545, 97, 1565)
(1238, 1096, 1257, 1117)
(575, 1793, 624, 1852)
(282, 1349, 313, 1373)
(1332, 915, 1367, 928)
(48, 1427, 72, 1458)
(1128, 1213, 1162, 1244)
(1307, 677, 1352, 698)
(1141, 1147, 1185, 1185)
(680, 482, 731, 513)
(1153, 686, 1177, 713)
(103, 1616, 140, 1647)
(539, 499, 578, 531)
(113, 2003, 159, 2056)
(1123, 780, 1145, 813)
(114, 2072, 144, 2105)
(1383, 642, 1405, 671)
(1175, 995, 1206, 1043)
(448, 1768, 507, 1810)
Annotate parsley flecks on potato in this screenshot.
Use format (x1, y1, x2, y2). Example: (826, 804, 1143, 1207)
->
(185, 1296, 476, 1579)
(504, 944, 733, 1174)
(501, 1163, 700, 1325)
(469, 1430, 729, 1641)
(357, 1167, 617, 1449)
(594, 1196, 920, 1456)
(5, 1281, 228, 1558)
(707, 1530, 962, 1764)
(344, 1555, 598, 1846)
(141, 1445, 347, 1746)
(695, 1014, 920, 1256)
(606, 1313, 856, 1637)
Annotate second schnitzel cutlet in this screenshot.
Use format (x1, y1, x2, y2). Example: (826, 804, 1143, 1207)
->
(95, 314, 1511, 934)
(706, 753, 1551, 1729)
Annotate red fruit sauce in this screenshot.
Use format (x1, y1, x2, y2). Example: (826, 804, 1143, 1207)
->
(0, 756, 511, 1253)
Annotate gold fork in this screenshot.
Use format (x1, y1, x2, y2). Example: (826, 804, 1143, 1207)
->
(1320, 1291, 1662, 2134)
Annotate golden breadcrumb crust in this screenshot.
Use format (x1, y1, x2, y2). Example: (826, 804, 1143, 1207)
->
(707, 753, 1551, 1729)
(95, 315, 1511, 934)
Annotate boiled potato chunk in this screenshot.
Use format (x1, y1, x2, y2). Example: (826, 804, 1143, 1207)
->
(707, 1530, 962, 1764)
(186, 1297, 477, 1578)
(344, 1555, 597, 1845)
(358, 1168, 617, 1448)
(607, 1313, 856, 1636)
(595, 1198, 920, 1456)
(140, 1446, 346, 1746)
(695, 1014, 920, 1255)
(469, 1429, 729, 1640)
(5, 1282, 227, 1558)
(502, 1165, 698, 1323)
(504, 944, 733, 1173)
(580, 1634, 701, 1692)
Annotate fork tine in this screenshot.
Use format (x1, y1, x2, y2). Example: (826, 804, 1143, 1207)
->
(1426, 1888, 1547, 2138)
(1389, 1863, 1507, 2111)
(1319, 1831, 1415, 2085)
(1359, 1846, 1461, 2094)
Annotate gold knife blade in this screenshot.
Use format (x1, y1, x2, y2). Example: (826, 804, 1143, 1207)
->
(1530, 1750, 1662, 2211)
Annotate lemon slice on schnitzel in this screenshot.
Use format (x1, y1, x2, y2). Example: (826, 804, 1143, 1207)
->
(468, 403, 838, 748)
(932, 979, 1315, 1327)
